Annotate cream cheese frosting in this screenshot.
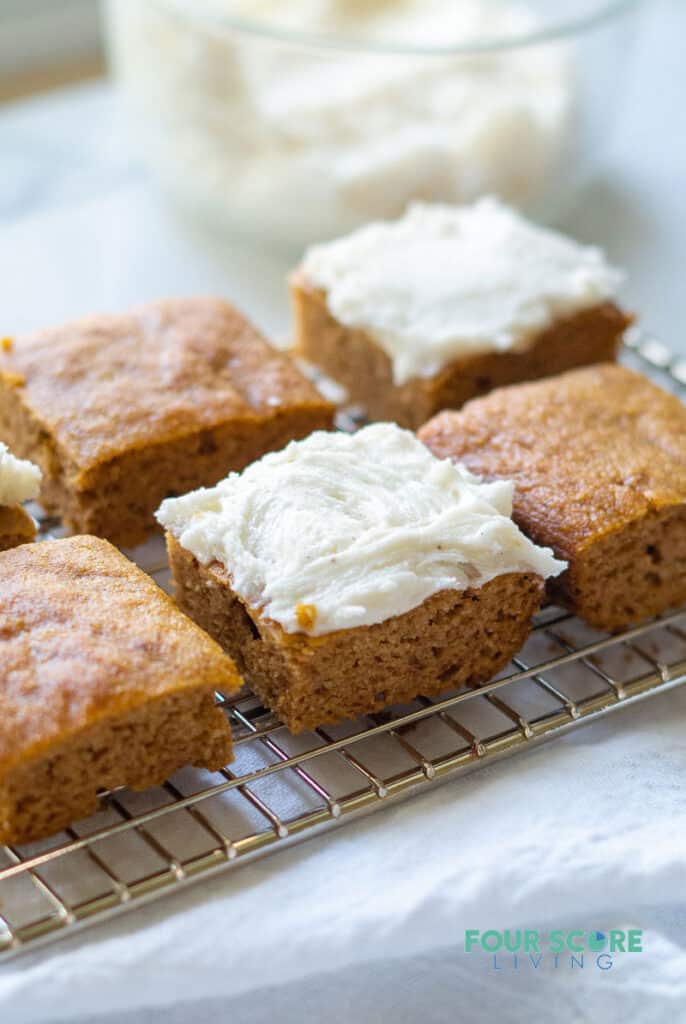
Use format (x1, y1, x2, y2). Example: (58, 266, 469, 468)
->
(157, 423, 565, 636)
(107, 0, 573, 247)
(0, 443, 42, 507)
(301, 197, 623, 385)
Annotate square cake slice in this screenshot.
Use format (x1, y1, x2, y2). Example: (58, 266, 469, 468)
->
(158, 423, 565, 732)
(291, 198, 631, 429)
(419, 363, 686, 632)
(0, 297, 335, 547)
(0, 442, 41, 551)
(0, 536, 241, 845)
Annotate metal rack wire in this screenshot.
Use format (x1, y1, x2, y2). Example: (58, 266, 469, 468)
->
(2, 333, 685, 962)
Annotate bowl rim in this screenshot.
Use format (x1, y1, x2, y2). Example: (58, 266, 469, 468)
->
(152, 0, 642, 55)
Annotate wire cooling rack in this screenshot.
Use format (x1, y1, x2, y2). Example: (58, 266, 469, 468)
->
(2, 332, 686, 962)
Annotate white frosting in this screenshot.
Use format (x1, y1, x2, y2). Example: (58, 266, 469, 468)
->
(106, 0, 574, 247)
(157, 423, 565, 637)
(0, 443, 42, 507)
(302, 198, 624, 385)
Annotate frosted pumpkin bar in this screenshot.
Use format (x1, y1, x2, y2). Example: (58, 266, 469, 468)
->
(0, 536, 240, 845)
(0, 298, 335, 547)
(419, 364, 686, 632)
(291, 198, 631, 429)
(0, 442, 41, 551)
(157, 423, 565, 732)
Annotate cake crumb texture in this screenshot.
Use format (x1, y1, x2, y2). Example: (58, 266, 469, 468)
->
(419, 363, 686, 630)
(157, 422, 563, 635)
(299, 199, 624, 386)
(168, 534, 544, 733)
(0, 536, 240, 844)
(0, 297, 334, 546)
(292, 276, 630, 429)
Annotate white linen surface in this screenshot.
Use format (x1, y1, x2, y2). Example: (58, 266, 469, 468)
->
(2, 681, 686, 1023)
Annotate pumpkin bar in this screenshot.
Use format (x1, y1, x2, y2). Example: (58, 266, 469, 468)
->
(419, 364, 686, 632)
(158, 424, 564, 732)
(0, 442, 41, 551)
(291, 199, 631, 429)
(0, 506, 36, 553)
(0, 298, 335, 547)
(0, 536, 240, 845)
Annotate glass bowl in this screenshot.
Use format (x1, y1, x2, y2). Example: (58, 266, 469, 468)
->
(104, 0, 641, 250)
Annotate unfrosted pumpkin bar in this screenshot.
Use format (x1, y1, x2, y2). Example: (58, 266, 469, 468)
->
(291, 198, 631, 429)
(158, 423, 565, 732)
(0, 442, 41, 552)
(419, 363, 686, 632)
(0, 298, 335, 547)
(0, 536, 240, 845)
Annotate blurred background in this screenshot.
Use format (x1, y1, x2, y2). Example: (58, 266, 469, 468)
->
(0, 0, 684, 353)
(0, 0, 101, 102)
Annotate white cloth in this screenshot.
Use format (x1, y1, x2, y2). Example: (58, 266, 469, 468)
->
(2, 683, 686, 1022)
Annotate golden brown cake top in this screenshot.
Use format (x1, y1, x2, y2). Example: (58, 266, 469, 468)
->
(418, 363, 686, 557)
(0, 535, 241, 776)
(0, 297, 333, 474)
